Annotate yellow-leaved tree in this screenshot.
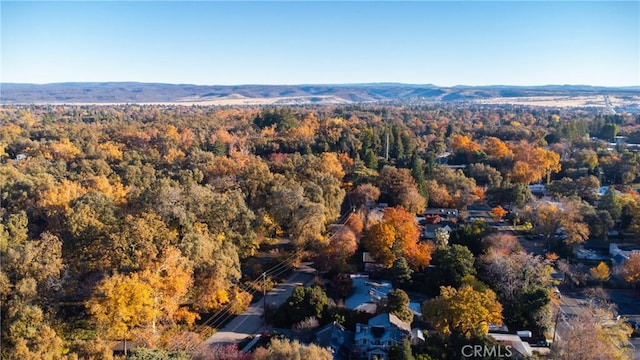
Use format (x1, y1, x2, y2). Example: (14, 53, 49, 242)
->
(97, 141, 124, 161)
(483, 137, 513, 159)
(590, 262, 610, 283)
(422, 285, 503, 337)
(361, 222, 396, 267)
(320, 152, 346, 181)
(87, 272, 156, 354)
(38, 179, 86, 212)
(142, 246, 198, 328)
(45, 138, 82, 161)
(509, 141, 561, 184)
(85, 175, 130, 205)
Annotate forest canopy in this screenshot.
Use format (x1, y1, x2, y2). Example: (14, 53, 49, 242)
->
(1, 104, 639, 358)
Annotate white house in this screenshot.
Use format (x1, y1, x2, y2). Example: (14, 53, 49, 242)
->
(315, 321, 354, 360)
(488, 333, 535, 358)
(610, 243, 640, 265)
(354, 313, 412, 360)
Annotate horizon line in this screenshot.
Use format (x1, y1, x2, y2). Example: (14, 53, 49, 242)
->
(3, 81, 640, 89)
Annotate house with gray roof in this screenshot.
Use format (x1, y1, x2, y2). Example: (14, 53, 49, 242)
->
(315, 321, 354, 360)
(354, 313, 412, 360)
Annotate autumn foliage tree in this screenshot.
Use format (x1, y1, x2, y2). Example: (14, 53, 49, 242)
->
(622, 252, 640, 284)
(590, 262, 611, 283)
(491, 206, 507, 219)
(87, 272, 156, 353)
(362, 206, 433, 270)
(1, 215, 66, 360)
(450, 134, 481, 153)
(377, 166, 426, 213)
(481, 233, 519, 254)
(252, 338, 332, 360)
(426, 166, 482, 209)
(483, 137, 512, 159)
(422, 285, 503, 337)
(509, 141, 561, 184)
(144, 247, 198, 326)
(314, 225, 357, 272)
(551, 305, 633, 360)
(351, 183, 381, 209)
(524, 199, 589, 247)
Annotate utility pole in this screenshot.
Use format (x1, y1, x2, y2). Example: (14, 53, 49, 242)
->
(262, 272, 267, 323)
(552, 309, 561, 345)
(383, 109, 389, 161)
(385, 125, 389, 161)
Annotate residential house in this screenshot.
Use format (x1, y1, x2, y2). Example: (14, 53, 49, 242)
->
(610, 243, 640, 265)
(422, 223, 452, 240)
(315, 321, 354, 360)
(354, 313, 412, 360)
(423, 208, 458, 219)
(487, 333, 550, 359)
(362, 252, 385, 273)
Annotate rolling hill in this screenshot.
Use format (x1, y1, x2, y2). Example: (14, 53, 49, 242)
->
(1, 82, 639, 109)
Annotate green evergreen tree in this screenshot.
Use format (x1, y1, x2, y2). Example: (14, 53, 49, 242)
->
(391, 257, 413, 289)
(364, 148, 379, 169)
(598, 187, 622, 223)
(388, 339, 415, 360)
(391, 126, 405, 159)
(384, 289, 414, 323)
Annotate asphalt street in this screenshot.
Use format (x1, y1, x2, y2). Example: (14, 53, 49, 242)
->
(204, 262, 316, 345)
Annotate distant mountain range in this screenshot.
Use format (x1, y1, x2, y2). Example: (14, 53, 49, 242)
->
(1, 82, 639, 105)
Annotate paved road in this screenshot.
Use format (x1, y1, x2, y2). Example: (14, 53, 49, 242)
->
(630, 338, 640, 360)
(482, 203, 640, 358)
(551, 287, 591, 342)
(204, 262, 316, 345)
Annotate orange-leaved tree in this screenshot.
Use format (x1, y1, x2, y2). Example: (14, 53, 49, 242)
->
(362, 206, 433, 270)
(509, 141, 561, 184)
(491, 205, 507, 219)
(450, 134, 481, 153)
(623, 252, 640, 284)
(483, 137, 513, 159)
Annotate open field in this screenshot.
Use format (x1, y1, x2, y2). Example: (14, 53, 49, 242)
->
(166, 94, 353, 106)
(28, 95, 354, 106)
(476, 95, 640, 109)
(29, 94, 640, 110)
(3, 83, 639, 111)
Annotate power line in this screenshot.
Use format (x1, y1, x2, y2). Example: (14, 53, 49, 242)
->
(193, 235, 313, 330)
(194, 210, 355, 349)
(206, 262, 294, 331)
(197, 259, 296, 329)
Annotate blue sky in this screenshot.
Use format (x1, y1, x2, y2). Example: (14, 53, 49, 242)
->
(2, 1, 639, 86)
